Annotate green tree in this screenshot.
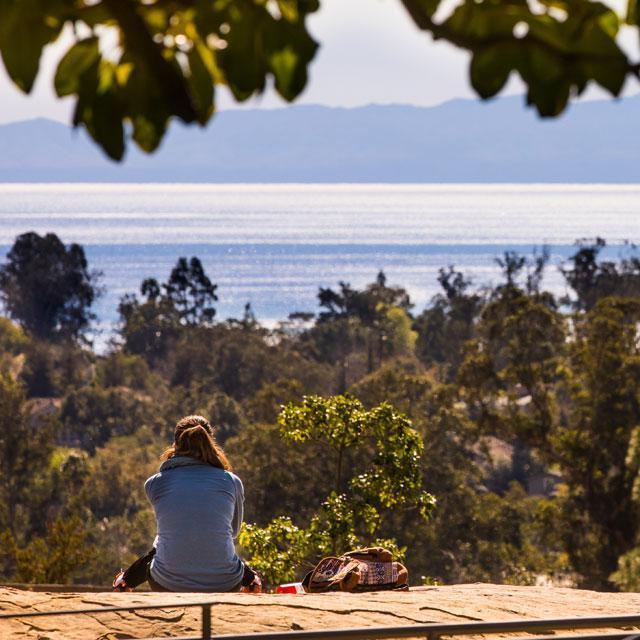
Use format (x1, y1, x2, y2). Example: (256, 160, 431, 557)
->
(414, 267, 482, 378)
(205, 391, 247, 443)
(458, 285, 640, 588)
(245, 378, 304, 425)
(305, 317, 361, 393)
(0, 232, 100, 341)
(227, 421, 334, 526)
(0, 318, 31, 388)
(20, 339, 94, 398)
(59, 385, 160, 453)
(0, 318, 28, 360)
(119, 256, 218, 362)
(317, 272, 413, 375)
(350, 358, 431, 417)
(457, 249, 563, 447)
(118, 289, 181, 364)
(350, 364, 563, 584)
(0, 375, 57, 536)
(118, 256, 218, 363)
(1, 514, 96, 584)
(611, 547, 640, 592)
(238, 517, 311, 586)
(239, 395, 434, 585)
(557, 298, 640, 587)
(561, 239, 640, 311)
(163, 257, 218, 325)
(94, 350, 161, 393)
(168, 322, 329, 400)
(83, 429, 161, 521)
(73, 428, 161, 583)
(2, 0, 633, 160)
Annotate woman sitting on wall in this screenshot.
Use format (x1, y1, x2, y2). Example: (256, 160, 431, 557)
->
(113, 415, 260, 592)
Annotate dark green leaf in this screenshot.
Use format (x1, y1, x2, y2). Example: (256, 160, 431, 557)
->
(124, 63, 170, 154)
(267, 22, 318, 101)
(0, 0, 62, 93)
(86, 88, 125, 161)
(412, 0, 442, 19)
(578, 59, 627, 95)
(54, 38, 100, 97)
(218, 8, 266, 101)
(73, 59, 125, 161)
(470, 44, 520, 99)
(415, 0, 631, 117)
(187, 46, 215, 124)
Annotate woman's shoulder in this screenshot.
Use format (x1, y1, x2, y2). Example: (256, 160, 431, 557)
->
(225, 470, 244, 493)
(224, 469, 243, 484)
(144, 470, 161, 498)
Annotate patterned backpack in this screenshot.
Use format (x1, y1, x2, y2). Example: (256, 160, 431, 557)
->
(302, 547, 409, 593)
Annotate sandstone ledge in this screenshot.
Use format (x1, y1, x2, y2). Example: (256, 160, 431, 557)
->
(2, 584, 640, 639)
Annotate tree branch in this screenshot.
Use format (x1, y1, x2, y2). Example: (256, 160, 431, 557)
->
(399, 0, 634, 73)
(101, 0, 197, 123)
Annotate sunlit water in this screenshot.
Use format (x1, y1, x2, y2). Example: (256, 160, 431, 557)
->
(0, 183, 638, 344)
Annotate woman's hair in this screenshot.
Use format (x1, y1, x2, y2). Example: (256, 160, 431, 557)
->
(161, 415, 231, 470)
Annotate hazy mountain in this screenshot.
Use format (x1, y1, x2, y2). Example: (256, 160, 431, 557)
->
(1, 95, 638, 182)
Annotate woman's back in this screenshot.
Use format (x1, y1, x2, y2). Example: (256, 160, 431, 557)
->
(145, 455, 245, 592)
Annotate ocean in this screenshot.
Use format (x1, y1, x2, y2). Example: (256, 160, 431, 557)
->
(0, 183, 638, 342)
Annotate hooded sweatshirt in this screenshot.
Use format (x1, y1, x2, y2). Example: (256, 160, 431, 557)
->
(144, 456, 245, 592)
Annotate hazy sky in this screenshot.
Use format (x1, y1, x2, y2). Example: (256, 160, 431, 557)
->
(0, 0, 637, 125)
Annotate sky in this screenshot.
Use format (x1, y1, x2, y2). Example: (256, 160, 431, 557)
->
(0, 0, 638, 125)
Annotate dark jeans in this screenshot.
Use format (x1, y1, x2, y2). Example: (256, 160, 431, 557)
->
(122, 548, 251, 592)
(147, 568, 171, 592)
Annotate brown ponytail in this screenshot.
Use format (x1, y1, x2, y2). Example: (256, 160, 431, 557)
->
(161, 415, 231, 470)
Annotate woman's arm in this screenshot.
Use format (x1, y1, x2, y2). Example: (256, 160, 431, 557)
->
(231, 474, 245, 539)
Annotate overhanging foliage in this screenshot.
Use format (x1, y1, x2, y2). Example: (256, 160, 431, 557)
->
(0, 0, 635, 160)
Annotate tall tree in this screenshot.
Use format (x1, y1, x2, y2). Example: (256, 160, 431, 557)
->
(459, 285, 640, 588)
(0, 232, 100, 341)
(163, 257, 218, 326)
(118, 256, 217, 361)
(414, 267, 483, 378)
(118, 288, 181, 364)
(318, 272, 413, 373)
(559, 298, 640, 586)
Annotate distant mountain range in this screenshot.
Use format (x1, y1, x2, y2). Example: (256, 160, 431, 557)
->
(1, 95, 639, 182)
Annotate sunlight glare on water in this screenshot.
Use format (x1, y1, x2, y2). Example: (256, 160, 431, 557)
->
(0, 183, 638, 336)
(0, 183, 638, 246)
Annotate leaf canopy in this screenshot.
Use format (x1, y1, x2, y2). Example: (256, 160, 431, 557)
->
(1, 0, 635, 160)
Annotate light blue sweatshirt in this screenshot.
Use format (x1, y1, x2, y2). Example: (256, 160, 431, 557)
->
(144, 456, 245, 592)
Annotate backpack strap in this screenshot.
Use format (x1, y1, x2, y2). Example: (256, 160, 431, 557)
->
(343, 547, 393, 563)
